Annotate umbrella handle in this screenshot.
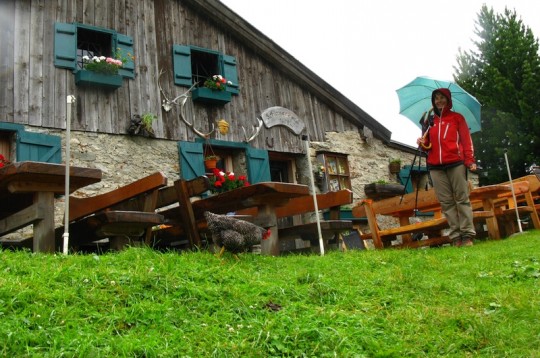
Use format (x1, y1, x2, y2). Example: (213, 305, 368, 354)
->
(419, 129, 432, 150)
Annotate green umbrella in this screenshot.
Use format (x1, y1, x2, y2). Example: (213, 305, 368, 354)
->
(396, 76, 481, 133)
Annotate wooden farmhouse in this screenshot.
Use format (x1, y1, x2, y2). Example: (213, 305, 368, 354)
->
(0, 0, 426, 233)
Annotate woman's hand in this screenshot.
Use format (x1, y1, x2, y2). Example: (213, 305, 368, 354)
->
(469, 163, 477, 171)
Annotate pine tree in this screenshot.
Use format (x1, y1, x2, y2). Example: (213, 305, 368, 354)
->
(454, 6, 540, 184)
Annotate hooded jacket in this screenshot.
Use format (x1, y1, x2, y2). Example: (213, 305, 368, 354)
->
(423, 88, 475, 168)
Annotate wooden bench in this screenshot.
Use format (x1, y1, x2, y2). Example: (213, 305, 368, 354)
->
(57, 172, 168, 250)
(484, 178, 540, 236)
(503, 175, 540, 231)
(352, 184, 512, 248)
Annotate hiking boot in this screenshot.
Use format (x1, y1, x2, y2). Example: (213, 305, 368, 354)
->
(453, 238, 463, 247)
(461, 236, 474, 247)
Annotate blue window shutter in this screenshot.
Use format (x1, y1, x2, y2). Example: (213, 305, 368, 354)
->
(116, 33, 135, 79)
(246, 146, 270, 183)
(17, 131, 62, 163)
(222, 54, 239, 95)
(178, 141, 205, 180)
(54, 22, 77, 70)
(172, 45, 193, 87)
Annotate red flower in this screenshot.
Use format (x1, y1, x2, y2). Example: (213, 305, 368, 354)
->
(0, 154, 6, 168)
(208, 168, 249, 193)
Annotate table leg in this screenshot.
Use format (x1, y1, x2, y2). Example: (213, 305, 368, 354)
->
(258, 205, 279, 256)
(33, 192, 56, 253)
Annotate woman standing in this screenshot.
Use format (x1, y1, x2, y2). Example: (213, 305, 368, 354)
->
(417, 88, 477, 247)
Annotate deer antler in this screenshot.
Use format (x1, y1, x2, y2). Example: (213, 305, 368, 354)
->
(177, 96, 215, 139)
(158, 70, 196, 112)
(242, 116, 263, 143)
(158, 70, 215, 138)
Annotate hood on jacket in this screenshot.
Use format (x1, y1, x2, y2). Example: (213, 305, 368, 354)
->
(431, 88, 453, 117)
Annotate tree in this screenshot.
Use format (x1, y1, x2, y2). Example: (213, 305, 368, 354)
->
(454, 5, 540, 184)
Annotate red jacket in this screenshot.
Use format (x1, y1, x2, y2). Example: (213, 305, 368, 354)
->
(423, 88, 475, 167)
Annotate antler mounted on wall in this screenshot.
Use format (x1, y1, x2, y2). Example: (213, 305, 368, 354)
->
(158, 70, 215, 138)
(242, 116, 263, 143)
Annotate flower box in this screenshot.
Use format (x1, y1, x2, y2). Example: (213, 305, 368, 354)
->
(364, 183, 405, 200)
(75, 70, 123, 90)
(191, 87, 232, 105)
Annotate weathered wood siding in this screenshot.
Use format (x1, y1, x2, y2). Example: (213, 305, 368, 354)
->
(0, 0, 359, 154)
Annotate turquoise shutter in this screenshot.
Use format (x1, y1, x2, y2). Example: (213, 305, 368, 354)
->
(222, 54, 239, 94)
(172, 45, 193, 87)
(116, 33, 135, 79)
(54, 22, 77, 70)
(178, 141, 205, 180)
(17, 131, 62, 163)
(246, 147, 270, 183)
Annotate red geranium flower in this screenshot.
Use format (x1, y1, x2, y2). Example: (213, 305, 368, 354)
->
(208, 168, 250, 193)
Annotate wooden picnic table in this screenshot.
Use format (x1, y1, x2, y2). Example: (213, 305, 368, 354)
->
(191, 182, 310, 255)
(0, 161, 102, 252)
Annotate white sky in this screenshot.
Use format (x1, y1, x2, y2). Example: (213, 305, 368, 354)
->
(220, 0, 540, 147)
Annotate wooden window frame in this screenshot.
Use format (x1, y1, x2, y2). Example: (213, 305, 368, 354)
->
(317, 152, 351, 192)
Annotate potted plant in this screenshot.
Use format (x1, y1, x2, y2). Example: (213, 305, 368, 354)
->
(389, 158, 402, 174)
(204, 155, 220, 170)
(127, 113, 156, 138)
(191, 74, 233, 105)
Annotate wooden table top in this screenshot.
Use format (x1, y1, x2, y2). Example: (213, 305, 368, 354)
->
(192, 181, 310, 216)
(0, 161, 102, 195)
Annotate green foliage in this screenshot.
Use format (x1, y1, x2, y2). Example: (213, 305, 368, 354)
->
(140, 113, 156, 129)
(1, 232, 540, 356)
(454, 6, 540, 184)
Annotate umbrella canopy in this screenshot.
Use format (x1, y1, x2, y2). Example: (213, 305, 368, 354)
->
(396, 76, 481, 133)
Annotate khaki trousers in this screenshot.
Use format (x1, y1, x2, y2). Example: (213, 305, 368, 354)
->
(429, 164, 475, 240)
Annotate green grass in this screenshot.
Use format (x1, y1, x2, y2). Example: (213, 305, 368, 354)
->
(1, 232, 539, 357)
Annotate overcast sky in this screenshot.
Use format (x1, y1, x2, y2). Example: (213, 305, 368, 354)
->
(220, 0, 540, 147)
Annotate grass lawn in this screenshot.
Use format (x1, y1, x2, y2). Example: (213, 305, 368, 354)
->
(1, 231, 539, 357)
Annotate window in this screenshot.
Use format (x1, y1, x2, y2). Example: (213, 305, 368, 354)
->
(76, 27, 114, 70)
(54, 22, 135, 79)
(268, 152, 296, 183)
(172, 45, 239, 94)
(318, 152, 351, 192)
(0, 123, 62, 163)
(178, 140, 270, 183)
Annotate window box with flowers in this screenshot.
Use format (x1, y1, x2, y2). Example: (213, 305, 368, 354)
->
(208, 168, 249, 194)
(191, 75, 233, 105)
(75, 49, 133, 89)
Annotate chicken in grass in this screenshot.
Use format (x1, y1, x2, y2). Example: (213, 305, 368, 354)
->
(204, 211, 271, 257)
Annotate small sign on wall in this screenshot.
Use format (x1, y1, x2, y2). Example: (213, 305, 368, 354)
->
(261, 106, 305, 135)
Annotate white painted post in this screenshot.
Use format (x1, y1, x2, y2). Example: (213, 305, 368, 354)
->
(63, 95, 76, 254)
